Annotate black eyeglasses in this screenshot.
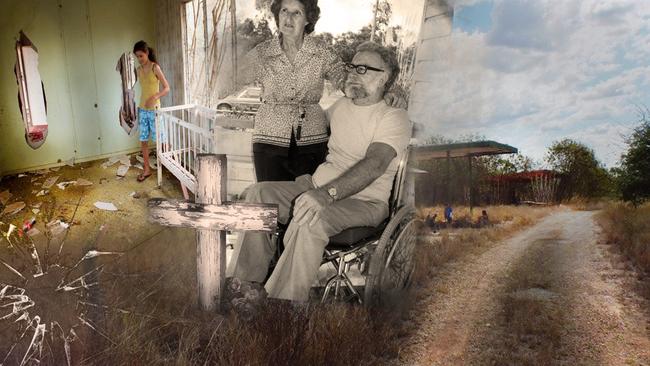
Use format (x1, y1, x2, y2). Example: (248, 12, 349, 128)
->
(345, 63, 385, 75)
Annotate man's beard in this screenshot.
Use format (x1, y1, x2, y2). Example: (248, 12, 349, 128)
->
(344, 83, 369, 99)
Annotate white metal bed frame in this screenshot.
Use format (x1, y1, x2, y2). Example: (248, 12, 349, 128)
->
(155, 104, 254, 195)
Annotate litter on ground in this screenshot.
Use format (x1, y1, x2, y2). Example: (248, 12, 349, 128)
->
(101, 156, 120, 169)
(119, 155, 131, 166)
(57, 181, 77, 190)
(0, 190, 12, 205)
(94, 201, 118, 211)
(42, 176, 60, 189)
(76, 178, 93, 186)
(116, 165, 129, 177)
(1, 202, 26, 216)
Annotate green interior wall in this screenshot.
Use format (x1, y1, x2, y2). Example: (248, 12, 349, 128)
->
(0, 0, 156, 175)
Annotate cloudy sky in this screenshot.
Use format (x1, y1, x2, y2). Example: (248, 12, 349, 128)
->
(238, 0, 649, 167)
(424, 0, 650, 167)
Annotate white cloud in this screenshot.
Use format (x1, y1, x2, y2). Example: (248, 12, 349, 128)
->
(416, 0, 650, 167)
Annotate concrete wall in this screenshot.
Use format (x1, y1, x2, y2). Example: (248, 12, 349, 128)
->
(0, 0, 156, 175)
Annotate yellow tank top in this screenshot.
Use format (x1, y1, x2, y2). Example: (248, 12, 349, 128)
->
(138, 64, 160, 110)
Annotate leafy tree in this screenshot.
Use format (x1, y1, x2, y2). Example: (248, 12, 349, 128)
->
(545, 139, 613, 199)
(371, 0, 393, 42)
(617, 109, 650, 205)
(484, 153, 535, 175)
(237, 18, 273, 49)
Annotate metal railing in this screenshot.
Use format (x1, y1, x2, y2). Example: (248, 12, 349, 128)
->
(155, 104, 255, 195)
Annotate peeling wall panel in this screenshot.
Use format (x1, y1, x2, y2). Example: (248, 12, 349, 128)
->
(0, 0, 156, 175)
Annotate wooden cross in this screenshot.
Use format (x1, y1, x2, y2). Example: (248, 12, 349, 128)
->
(148, 154, 277, 311)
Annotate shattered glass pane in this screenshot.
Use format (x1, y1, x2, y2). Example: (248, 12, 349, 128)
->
(1, 221, 127, 365)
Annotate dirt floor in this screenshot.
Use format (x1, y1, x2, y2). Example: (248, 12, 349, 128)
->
(0, 155, 348, 365)
(0, 155, 204, 364)
(398, 209, 650, 365)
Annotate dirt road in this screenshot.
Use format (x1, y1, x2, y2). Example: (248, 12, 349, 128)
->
(400, 210, 650, 365)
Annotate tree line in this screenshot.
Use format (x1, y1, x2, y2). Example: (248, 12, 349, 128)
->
(415, 109, 650, 206)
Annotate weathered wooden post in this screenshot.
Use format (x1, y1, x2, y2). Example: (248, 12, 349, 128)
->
(148, 154, 277, 311)
(196, 154, 226, 310)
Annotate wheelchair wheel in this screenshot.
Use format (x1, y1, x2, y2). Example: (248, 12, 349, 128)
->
(364, 205, 422, 307)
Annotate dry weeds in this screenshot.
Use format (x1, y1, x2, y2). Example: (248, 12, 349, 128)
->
(597, 202, 650, 296)
(413, 205, 554, 285)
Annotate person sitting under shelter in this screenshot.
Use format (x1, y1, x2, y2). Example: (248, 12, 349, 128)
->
(444, 203, 453, 225)
(425, 213, 438, 232)
(477, 209, 490, 227)
(226, 42, 412, 302)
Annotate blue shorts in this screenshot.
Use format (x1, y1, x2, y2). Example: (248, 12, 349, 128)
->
(138, 108, 161, 142)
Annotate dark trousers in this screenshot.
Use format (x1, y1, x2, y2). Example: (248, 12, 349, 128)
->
(253, 135, 328, 182)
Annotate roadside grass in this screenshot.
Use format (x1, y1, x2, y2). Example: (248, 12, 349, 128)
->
(413, 205, 554, 283)
(34, 205, 553, 365)
(85, 295, 401, 366)
(597, 201, 650, 289)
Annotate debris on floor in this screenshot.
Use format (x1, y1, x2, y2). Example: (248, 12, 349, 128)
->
(136, 155, 158, 169)
(56, 181, 76, 190)
(42, 176, 60, 189)
(22, 217, 36, 231)
(94, 201, 118, 211)
(46, 219, 69, 237)
(119, 155, 131, 166)
(134, 163, 144, 170)
(50, 167, 60, 172)
(17, 174, 27, 178)
(76, 178, 93, 186)
(32, 209, 40, 215)
(36, 190, 48, 197)
(34, 169, 49, 175)
(26, 227, 41, 237)
(0, 190, 12, 205)
(101, 156, 120, 169)
(116, 165, 129, 177)
(1, 202, 26, 216)
(3, 224, 16, 241)
(32, 202, 42, 209)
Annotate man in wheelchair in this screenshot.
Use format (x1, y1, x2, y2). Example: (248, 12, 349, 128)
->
(227, 41, 412, 302)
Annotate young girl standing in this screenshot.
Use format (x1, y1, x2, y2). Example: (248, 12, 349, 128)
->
(133, 40, 169, 182)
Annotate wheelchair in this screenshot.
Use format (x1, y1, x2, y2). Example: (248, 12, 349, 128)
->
(272, 146, 422, 307)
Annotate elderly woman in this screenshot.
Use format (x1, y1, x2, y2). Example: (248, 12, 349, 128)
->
(240, 0, 403, 182)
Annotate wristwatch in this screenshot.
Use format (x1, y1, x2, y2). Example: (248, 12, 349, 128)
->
(327, 186, 338, 201)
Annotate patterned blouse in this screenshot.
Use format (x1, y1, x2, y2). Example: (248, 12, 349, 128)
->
(241, 34, 347, 148)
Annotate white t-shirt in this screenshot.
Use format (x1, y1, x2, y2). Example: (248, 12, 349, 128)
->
(312, 98, 412, 203)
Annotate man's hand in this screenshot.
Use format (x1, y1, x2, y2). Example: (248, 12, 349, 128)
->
(293, 188, 334, 227)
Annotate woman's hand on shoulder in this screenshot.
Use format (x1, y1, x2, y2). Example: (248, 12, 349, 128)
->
(384, 91, 408, 109)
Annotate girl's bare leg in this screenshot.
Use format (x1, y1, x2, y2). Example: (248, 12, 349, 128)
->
(141, 141, 151, 177)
